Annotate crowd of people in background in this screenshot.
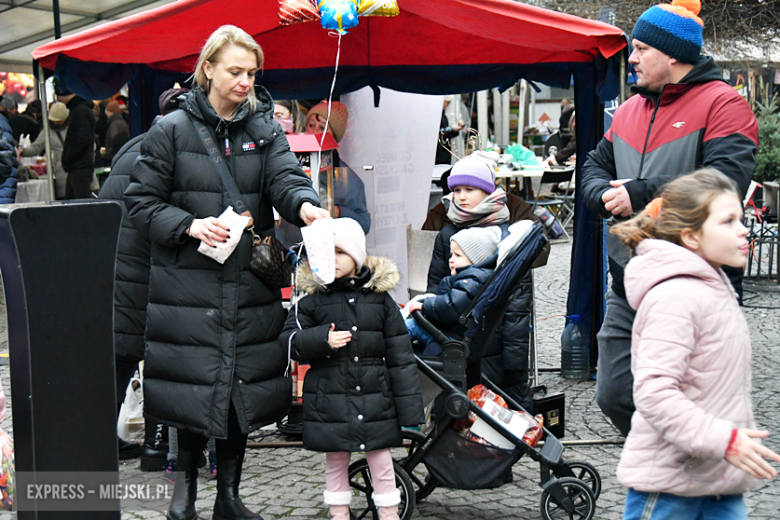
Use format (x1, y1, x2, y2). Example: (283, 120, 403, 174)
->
(0, 85, 132, 203)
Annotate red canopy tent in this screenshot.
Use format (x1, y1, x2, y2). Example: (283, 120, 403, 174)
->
(34, 0, 625, 82)
(32, 0, 628, 366)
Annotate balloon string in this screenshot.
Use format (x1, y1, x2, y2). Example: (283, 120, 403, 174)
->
(318, 31, 342, 188)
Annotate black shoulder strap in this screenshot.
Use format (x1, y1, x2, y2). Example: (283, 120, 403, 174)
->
(190, 115, 252, 222)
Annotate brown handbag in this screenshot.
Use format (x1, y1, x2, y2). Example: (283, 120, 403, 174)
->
(249, 228, 293, 290)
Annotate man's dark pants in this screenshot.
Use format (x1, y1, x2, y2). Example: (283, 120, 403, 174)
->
(595, 289, 636, 437)
(65, 167, 94, 199)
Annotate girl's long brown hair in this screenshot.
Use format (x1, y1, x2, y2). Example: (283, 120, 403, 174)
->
(611, 168, 740, 250)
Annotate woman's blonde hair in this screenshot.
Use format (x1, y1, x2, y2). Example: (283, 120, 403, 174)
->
(193, 25, 264, 112)
(611, 168, 741, 250)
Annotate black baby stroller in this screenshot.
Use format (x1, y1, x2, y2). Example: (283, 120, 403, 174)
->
(346, 223, 602, 520)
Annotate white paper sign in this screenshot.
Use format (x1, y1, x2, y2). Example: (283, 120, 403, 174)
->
(340, 87, 443, 299)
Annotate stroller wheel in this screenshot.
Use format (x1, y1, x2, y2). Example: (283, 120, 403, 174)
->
(348, 459, 415, 520)
(557, 461, 601, 500)
(540, 477, 595, 520)
(392, 429, 439, 501)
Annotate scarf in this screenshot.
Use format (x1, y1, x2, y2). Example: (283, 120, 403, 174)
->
(444, 188, 510, 228)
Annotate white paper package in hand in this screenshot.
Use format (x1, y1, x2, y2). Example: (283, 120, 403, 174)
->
(197, 206, 252, 264)
(301, 218, 336, 285)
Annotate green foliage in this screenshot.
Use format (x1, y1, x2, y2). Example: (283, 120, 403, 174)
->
(754, 92, 780, 183)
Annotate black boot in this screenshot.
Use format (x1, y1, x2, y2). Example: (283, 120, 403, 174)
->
(141, 421, 169, 471)
(167, 448, 199, 520)
(118, 436, 142, 460)
(213, 458, 261, 520)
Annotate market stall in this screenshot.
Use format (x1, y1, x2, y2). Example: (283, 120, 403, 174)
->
(32, 0, 628, 354)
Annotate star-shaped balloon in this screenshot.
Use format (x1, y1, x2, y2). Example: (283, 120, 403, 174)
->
(318, 0, 359, 34)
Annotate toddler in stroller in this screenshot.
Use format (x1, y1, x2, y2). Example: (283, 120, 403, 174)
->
(404, 226, 502, 357)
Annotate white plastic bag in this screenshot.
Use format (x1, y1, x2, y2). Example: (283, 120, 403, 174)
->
(117, 376, 145, 442)
(301, 218, 336, 285)
(197, 206, 252, 264)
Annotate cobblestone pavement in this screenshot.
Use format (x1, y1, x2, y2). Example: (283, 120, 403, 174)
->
(1, 238, 779, 519)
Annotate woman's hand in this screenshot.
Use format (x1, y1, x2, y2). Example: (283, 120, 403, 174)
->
(725, 429, 780, 480)
(300, 202, 330, 225)
(406, 301, 423, 313)
(188, 217, 230, 248)
(327, 323, 352, 349)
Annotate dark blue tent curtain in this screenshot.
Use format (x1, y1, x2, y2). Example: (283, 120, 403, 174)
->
(128, 65, 190, 135)
(569, 60, 608, 370)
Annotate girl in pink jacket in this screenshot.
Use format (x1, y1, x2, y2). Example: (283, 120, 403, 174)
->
(611, 169, 780, 520)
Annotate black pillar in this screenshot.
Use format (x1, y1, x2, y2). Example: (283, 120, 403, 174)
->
(0, 201, 122, 519)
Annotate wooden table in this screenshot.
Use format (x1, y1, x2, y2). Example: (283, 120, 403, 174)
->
(496, 166, 544, 199)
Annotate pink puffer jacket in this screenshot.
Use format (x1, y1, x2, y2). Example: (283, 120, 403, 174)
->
(617, 239, 757, 496)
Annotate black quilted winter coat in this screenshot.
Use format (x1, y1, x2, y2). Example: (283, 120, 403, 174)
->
(98, 134, 148, 361)
(125, 87, 319, 438)
(61, 95, 95, 172)
(279, 256, 425, 453)
(427, 223, 533, 410)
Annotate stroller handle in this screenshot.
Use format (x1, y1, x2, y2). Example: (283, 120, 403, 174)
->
(410, 310, 451, 344)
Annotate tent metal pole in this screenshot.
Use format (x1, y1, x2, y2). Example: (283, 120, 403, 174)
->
(52, 0, 62, 39)
(37, 66, 56, 201)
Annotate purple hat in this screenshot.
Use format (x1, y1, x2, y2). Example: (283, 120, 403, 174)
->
(447, 155, 496, 194)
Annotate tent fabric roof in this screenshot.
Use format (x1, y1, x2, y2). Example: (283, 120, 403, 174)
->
(33, 0, 626, 96)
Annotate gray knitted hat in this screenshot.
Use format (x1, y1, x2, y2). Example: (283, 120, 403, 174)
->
(451, 226, 502, 265)
(0, 96, 16, 111)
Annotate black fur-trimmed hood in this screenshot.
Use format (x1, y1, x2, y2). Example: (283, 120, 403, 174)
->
(295, 255, 401, 294)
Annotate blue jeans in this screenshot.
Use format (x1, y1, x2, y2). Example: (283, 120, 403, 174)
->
(623, 489, 746, 520)
(404, 317, 443, 357)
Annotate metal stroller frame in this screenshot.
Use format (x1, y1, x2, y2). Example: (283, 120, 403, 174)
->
(347, 223, 601, 520)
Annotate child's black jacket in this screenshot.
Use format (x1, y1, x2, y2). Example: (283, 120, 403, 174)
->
(421, 260, 494, 330)
(279, 255, 424, 453)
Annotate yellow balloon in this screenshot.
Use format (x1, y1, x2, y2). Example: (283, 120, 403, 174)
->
(357, 0, 399, 17)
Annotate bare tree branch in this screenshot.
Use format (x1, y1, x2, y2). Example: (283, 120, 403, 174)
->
(527, 0, 780, 49)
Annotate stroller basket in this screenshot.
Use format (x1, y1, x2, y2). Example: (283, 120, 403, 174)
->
(424, 427, 521, 490)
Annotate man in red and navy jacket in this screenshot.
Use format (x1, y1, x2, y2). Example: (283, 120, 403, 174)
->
(581, 0, 758, 437)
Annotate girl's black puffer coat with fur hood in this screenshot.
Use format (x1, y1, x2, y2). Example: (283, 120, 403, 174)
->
(279, 256, 425, 453)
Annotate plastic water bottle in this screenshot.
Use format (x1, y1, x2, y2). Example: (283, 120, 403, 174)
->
(561, 315, 590, 379)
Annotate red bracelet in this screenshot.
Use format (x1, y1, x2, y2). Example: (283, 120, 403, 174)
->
(725, 429, 739, 456)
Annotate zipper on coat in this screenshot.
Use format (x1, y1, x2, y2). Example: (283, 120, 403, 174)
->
(637, 89, 663, 179)
(230, 136, 237, 180)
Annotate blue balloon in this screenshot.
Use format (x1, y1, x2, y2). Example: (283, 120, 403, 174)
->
(318, 0, 359, 34)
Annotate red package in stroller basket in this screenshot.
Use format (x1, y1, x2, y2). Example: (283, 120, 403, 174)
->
(456, 384, 544, 448)
(453, 384, 507, 432)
